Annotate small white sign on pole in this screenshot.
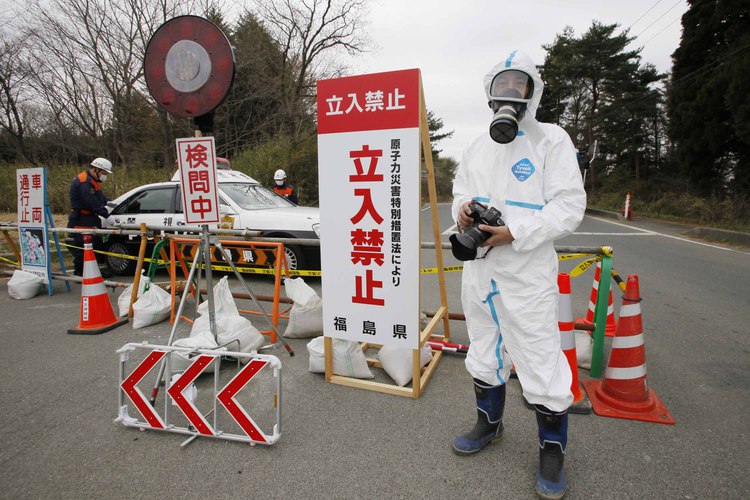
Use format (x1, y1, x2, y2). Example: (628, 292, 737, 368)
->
(317, 69, 421, 348)
(16, 168, 51, 284)
(176, 137, 220, 224)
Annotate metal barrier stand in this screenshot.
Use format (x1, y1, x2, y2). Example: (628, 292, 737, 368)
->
(116, 343, 281, 446)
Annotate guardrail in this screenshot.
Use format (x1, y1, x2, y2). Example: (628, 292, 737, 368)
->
(2, 222, 618, 377)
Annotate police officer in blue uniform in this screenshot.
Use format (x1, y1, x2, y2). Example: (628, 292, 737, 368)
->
(68, 157, 113, 277)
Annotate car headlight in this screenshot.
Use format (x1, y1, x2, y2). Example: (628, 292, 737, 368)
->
(312, 223, 320, 238)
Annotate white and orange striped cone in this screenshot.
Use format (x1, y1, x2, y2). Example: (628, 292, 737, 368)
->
(68, 234, 128, 335)
(559, 273, 591, 414)
(576, 261, 617, 337)
(621, 192, 634, 221)
(583, 275, 674, 424)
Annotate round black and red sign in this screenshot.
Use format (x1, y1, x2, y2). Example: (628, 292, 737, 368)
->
(144, 16, 235, 117)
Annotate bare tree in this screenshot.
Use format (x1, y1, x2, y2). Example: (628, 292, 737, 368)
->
(254, 0, 370, 141)
(20, 0, 228, 167)
(0, 32, 35, 162)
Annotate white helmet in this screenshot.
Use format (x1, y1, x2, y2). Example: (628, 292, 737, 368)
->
(91, 157, 113, 173)
(274, 169, 286, 181)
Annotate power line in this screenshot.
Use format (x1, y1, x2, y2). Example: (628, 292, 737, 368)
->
(633, 0, 685, 40)
(595, 41, 750, 120)
(625, 0, 665, 32)
(641, 16, 682, 46)
(670, 39, 750, 87)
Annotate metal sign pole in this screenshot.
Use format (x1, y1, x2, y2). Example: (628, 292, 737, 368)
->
(203, 224, 217, 342)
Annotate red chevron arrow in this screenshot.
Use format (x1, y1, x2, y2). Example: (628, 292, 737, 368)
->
(167, 354, 217, 435)
(217, 359, 269, 443)
(121, 350, 167, 429)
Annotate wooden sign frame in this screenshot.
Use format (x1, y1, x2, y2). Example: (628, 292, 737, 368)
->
(324, 78, 451, 398)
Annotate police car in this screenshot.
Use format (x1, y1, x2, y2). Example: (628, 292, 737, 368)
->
(100, 167, 320, 275)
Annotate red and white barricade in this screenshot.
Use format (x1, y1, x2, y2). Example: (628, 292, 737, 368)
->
(116, 342, 281, 446)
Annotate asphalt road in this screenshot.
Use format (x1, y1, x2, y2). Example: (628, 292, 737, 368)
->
(1, 204, 748, 499)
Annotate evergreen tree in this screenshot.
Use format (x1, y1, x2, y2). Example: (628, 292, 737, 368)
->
(213, 12, 289, 157)
(541, 21, 664, 187)
(427, 109, 453, 159)
(668, 0, 750, 195)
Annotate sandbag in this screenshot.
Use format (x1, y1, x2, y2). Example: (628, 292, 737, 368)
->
(7, 269, 45, 300)
(117, 274, 150, 317)
(575, 330, 593, 369)
(196, 276, 238, 317)
(283, 277, 323, 338)
(171, 331, 220, 373)
(307, 336, 373, 379)
(190, 314, 266, 360)
(132, 284, 171, 329)
(377, 343, 433, 387)
(187, 276, 266, 362)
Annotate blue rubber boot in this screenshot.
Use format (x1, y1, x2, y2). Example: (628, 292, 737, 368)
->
(534, 405, 568, 499)
(452, 379, 505, 455)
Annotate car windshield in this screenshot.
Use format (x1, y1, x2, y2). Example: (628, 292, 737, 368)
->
(220, 182, 295, 210)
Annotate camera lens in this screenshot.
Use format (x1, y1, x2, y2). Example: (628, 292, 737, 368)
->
(450, 233, 477, 261)
(450, 228, 489, 261)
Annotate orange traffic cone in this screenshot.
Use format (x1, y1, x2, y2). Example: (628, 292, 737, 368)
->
(583, 276, 674, 424)
(559, 273, 591, 414)
(68, 234, 128, 335)
(576, 261, 617, 337)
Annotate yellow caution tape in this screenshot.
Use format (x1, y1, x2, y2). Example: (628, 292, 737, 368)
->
(61, 242, 165, 264)
(60, 241, 610, 280)
(420, 265, 464, 274)
(420, 253, 597, 275)
(570, 256, 603, 278)
(62, 241, 320, 277)
(206, 263, 322, 277)
(558, 253, 591, 261)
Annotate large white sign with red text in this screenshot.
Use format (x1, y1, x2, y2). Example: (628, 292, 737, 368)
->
(317, 69, 421, 348)
(176, 137, 220, 224)
(16, 168, 50, 282)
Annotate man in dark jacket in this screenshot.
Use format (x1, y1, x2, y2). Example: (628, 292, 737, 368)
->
(68, 157, 113, 277)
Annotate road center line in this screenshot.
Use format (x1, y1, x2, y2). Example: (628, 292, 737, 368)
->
(587, 216, 750, 255)
(436, 210, 749, 255)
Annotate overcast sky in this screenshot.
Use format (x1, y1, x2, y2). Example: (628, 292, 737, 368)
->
(343, 0, 689, 162)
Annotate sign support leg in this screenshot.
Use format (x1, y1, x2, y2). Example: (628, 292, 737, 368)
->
(149, 243, 204, 406)
(213, 240, 294, 357)
(45, 204, 70, 293)
(419, 85, 450, 341)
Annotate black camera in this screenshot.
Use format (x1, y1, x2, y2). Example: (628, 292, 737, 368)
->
(449, 201, 505, 261)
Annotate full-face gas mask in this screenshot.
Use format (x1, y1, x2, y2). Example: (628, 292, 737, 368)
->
(488, 69, 534, 144)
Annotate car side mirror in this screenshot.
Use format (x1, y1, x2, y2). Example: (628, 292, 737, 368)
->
(219, 204, 236, 215)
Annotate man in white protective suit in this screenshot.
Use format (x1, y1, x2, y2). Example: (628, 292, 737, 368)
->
(450, 49, 586, 499)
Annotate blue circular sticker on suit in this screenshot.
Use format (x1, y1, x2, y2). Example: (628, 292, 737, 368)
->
(511, 158, 535, 182)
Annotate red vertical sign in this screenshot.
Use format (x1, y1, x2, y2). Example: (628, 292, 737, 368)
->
(317, 69, 422, 347)
(176, 137, 220, 224)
